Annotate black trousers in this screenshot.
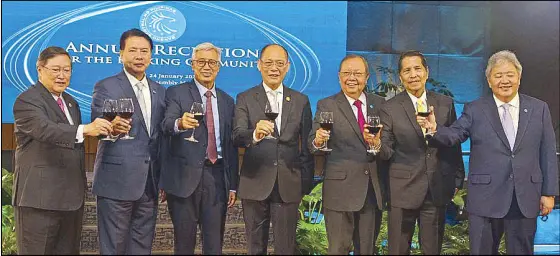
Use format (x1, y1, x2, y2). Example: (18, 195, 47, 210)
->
(97, 169, 158, 255)
(167, 162, 227, 255)
(388, 189, 446, 255)
(324, 180, 382, 255)
(15, 205, 83, 255)
(242, 180, 299, 255)
(469, 190, 537, 255)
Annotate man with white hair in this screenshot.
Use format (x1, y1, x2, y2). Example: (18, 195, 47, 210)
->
(160, 42, 238, 254)
(418, 50, 559, 255)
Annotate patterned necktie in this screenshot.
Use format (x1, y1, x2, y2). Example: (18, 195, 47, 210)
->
(134, 82, 150, 133)
(417, 99, 426, 135)
(56, 97, 65, 113)
(500, 103, 516, 150)
(205, 90, 218, 164)
(353, 99, 365, 133)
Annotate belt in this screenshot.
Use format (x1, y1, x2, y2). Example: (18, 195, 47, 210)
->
(204, 158, 223, 166)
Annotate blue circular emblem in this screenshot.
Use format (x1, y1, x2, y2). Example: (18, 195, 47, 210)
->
(139, 5, 186, 43)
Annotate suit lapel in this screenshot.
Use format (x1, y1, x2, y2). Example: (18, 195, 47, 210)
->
(117, 72, 148, 134)
(62, 93, 79, 124)
(335, 92, 366, 147)
(280, 87, 293, 137)
(37, 83, 69, 123)
(254, 84, 268, 114)
(513, 95, 531, 152)
(481, 96, 511, 150)
(398, 92, 424, 139)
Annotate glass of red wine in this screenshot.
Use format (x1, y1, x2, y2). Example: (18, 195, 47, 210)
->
(185, 102, 204, 143)
(416, 104, 434, 139)
(118, 98, 135, 140)
(319, 111, 333, 152)
(100, 99, 118, 141)
(366, 115, 381, 153)
(264, 99, 279, 140)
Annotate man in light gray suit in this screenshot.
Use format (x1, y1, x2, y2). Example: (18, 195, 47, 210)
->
(91, 29, 166, 255)
(13, 46, 112, 255)
(309, 55, 387, 255)
(419, 50, 558, 255)
(233, 44, 315, 255)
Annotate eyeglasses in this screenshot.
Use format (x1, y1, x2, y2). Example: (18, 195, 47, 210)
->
(339, 70, 366, 78)
(193, 59, 219, 68)
(261, 59, 287, 68)
(42, 66, 72, 76)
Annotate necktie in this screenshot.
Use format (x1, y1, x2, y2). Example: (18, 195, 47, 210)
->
(205, 90, 218, 164)
(353, 99, 365, 133)
(56, 97, 65, 113)
(134, 82, 150, 133)
(500, 104, 516, 150)
(417, 99, 427, 135)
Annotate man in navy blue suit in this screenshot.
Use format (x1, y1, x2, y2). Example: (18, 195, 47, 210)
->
(159, 42, 239, 254)
(418, 50, 559, 255)
(91, 29, 166, 254)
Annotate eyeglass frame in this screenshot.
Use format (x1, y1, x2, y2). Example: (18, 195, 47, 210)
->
(192, 59, 219, 68)
(339, 70, 367, 78)
(260, 59, 288, 68)
(41, 66, 72, 76)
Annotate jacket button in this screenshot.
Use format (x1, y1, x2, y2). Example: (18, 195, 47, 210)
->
(365, 170, 369, 175)
(511, 154, 515, 158)
(273, 161, 278, 166)
(509, 173, 513, 179)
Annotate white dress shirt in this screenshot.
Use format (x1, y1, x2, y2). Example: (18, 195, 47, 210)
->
(51, 94, 84, 143)
(494, 93, 520, 136)
(124, 68, 151, 132)
(253, 82, 284, 142)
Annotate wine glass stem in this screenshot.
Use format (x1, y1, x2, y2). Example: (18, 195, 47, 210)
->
(191, 127, 196, 139)
(324, 140, 328, 149)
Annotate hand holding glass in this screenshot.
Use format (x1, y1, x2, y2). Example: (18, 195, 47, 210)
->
(101, 99, 118, 141)
(185, 102, 204, 143)
(118, 98, 134, 140)
(366, 115, 381, 153)
(264, 99, 279, 140)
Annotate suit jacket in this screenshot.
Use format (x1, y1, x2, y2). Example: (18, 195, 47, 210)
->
(379, 91, 465, 209)
(432, 94, 559, 218)
(91, 71, 166, 201)
(233, 84, 314, 203)
(12, 82, 85, 211)
(159, 81, 239, 198)
(308, 91, 388, 212)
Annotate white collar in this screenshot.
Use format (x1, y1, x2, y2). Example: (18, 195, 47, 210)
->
(493, 92, 519, 109)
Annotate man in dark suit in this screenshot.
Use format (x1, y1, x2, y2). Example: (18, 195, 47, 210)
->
(309, 55, 387, 254)
(233, 44, 314, 255)
(12, 46, 112, 255)
(378, 51, 465, 254)
(418, 50, 559, 255)
(91, 29, 166, 254)
(160, 42, 239, 254)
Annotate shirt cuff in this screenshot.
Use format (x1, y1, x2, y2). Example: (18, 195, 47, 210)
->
(229, 190, 237, 193)
(76, 125, 85, 143)
(174, 118, 187, 133)
(252, 130, 264, 144)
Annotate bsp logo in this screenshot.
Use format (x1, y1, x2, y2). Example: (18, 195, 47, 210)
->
(140, 5, 186, 43)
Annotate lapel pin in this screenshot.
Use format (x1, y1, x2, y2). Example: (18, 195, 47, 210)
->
(286, 96, 291, 102)
(369, 104, 374, 109)
(152, 89, 156, 94)
(524, 108, 527, 113)
(68, 102, 72, 108)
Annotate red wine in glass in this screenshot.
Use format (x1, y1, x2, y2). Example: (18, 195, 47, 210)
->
(417, 111, 431, 118)
(185, 102, 204, 142)
(320, 122, 333, 131)
(193, 113, 204, 121)
(369, 126, 381, 135)
(319, 112, 333, 151)
(103, 112, 117, 121)
(101, 99, 118, 141)
(118, 98, 135, 140)
(265, 112, 279, 121)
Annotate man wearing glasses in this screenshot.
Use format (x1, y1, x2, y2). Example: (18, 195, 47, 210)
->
(160, 42, 239, 254)
(90, 28, 166, 254)
(233, 44, 314, 254)
(309, 55, 387, 254)
(12, 46, 112, 254)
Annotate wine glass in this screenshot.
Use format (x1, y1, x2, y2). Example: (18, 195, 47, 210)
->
(319, 112, 333, 152)
(100, 99, 118, 141)
(118, 98, 135, 140)
(185, 102, 204, 143)
(417, 103, 434, 139)
(366, 115, 381, 153)
(264, 99, 279, 140)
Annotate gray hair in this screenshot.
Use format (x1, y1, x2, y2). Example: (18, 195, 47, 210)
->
(485, 50, 522, 78)
(192, 42, 222, 60)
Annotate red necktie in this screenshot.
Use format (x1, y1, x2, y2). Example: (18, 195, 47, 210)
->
(205, 90, 218, 164)
(353, 99, 365, 133)
(56, 97, 65, 113)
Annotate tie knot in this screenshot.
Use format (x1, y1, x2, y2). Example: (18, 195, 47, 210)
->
(205, 90, 213, 98)
(57, 97, 63, 105)
(135, 82, 144, 91)
(501, 103, 511, 111)
(353, 99, 362, 108)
